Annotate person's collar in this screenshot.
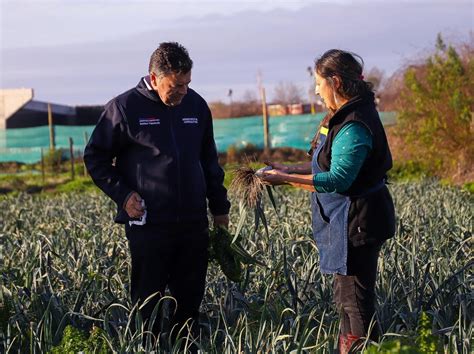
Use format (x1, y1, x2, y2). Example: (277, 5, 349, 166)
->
(143, 75, 153, 90)
(136, 75, 165, 105)
(329, 91, 375, 127)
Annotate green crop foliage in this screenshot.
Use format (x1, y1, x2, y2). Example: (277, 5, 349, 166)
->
(0, 181, 472, 352)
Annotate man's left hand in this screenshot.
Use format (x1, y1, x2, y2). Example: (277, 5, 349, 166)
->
(213, 214, 229, 229)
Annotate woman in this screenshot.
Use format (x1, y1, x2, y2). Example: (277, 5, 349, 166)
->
(262, 49, 395, 353)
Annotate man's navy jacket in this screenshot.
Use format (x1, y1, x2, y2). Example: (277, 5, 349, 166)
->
(84, 77, 231, 224)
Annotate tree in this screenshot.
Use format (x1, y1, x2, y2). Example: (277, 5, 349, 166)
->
(273, 81, 304, 104)
(396, 34, 473, 180)
(365, 67, 385, 92)
(242, 89, 258, 104)
(209, 89, 262, 118)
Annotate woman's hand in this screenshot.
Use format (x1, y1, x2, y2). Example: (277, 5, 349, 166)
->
(264, 160, 291, 173)
(261, 168, 289, 185)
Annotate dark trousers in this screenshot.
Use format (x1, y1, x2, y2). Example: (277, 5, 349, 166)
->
(125, 220, 209, 339)
(334, 242, 383, 340)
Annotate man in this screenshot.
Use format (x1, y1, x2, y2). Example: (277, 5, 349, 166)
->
(84, 42, 230, 343)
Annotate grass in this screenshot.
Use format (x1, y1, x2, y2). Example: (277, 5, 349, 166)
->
(0, 180, 472, 352)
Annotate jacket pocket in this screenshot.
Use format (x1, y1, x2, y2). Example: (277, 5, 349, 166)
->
(311, 193, 348, 245)
(350, 196, 370, 246)
(350, 186, 396, 245)
(371, 187, 396, 239)
(311, 193, 350, 274)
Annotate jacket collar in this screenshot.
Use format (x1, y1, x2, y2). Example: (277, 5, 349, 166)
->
(329, 91, 375, 129)
(136, 75, 167, 105)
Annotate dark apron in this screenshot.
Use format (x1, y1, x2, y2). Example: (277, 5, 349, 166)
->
(311, 127, 350, 275)
(310, 127, 386, 275)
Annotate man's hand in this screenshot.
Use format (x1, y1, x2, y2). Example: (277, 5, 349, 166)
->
(124, 192, 146, 218)
(213, 214, 229, 229)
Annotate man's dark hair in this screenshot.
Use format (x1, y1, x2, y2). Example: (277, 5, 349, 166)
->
(149, 42, 193, 75)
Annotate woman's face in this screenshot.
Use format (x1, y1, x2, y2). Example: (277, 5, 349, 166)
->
(315, 71, 337, 111)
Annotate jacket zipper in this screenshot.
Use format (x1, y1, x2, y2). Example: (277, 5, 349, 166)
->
(137, 163, 142, 191)
(168, 107, 182, 222)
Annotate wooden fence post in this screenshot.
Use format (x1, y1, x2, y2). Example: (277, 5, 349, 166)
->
(48, 103, 55, 151)
(83, 131, 89, 177)
(40, 148, 45, 185)
(260, 87, 270, 149)
(69, 137, 75, 180)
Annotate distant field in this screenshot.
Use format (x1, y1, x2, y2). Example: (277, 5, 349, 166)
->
(0, 181, 472, 352)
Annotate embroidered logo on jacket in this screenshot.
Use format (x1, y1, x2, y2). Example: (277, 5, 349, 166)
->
(182, 117, 198, 124)
(139, 117, 160, 126)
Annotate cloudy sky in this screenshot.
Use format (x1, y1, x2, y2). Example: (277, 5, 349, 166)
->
(1, 0, 473, 105)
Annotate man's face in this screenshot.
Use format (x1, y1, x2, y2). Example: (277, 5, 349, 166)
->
(150, 71, 192, 106)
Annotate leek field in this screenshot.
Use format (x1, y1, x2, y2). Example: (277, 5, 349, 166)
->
(0, 181, 472, 353)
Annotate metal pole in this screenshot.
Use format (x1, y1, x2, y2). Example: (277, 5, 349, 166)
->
(69, 137, 75, 180)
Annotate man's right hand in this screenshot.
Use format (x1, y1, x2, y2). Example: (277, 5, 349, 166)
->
(124, 192, 146, 218)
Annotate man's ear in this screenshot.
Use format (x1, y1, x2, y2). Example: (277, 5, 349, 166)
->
(150, 72, 159, 88)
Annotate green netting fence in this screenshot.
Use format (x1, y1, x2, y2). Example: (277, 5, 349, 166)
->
(0, 112, 396, 164)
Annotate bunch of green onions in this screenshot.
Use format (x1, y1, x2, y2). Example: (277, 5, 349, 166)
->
(208, 226, 264, 282)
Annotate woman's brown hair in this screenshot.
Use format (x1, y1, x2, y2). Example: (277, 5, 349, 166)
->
(315, 49, 373, 100)
(309, 49, 374, 154)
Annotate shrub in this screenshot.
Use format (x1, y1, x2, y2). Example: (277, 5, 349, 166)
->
(364, 312, 441, 353)
(388, 160, 431, 181)
(462, 181, 474, 193)
(395, 34, 473, 181)
(51, 325, 108, 354)
(43, 148, 65, 173)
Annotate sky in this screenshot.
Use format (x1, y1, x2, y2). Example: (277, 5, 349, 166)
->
(1, 0, 473, 105)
